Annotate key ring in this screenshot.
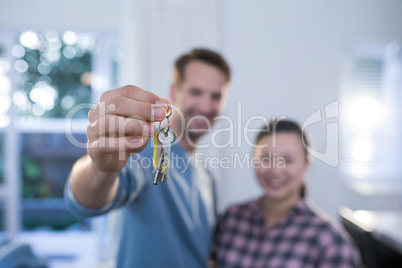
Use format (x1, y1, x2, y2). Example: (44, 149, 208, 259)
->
(160, 103, 173, 134)
(152, 102, 177, 185)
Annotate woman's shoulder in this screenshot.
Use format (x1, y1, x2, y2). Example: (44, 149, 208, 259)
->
(217, 197, 264, 224)
(301, 200, 353, 244)
(223, 197, 261, 215)
(300, 201, 361, 265)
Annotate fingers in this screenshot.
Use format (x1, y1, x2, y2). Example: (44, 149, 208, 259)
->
(99, 85, 160, 103)
(87, 115, 157, 140)
(160, 97, 172, 113)
(86, 85, 172, 165)
(88, 85, 172, 124)
(87, 135, 147, 154)
(88, 98, 168, 124)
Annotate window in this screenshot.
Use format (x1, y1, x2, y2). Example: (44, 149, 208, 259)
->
(13, 30, 93, 118)
(0, 46, 8, 185)
(0, 30, 118, 237)
(0, 45, 9, 236)
(340, 42, 402, 184)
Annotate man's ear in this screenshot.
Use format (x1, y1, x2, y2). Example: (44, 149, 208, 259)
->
(170, 83, 176, 102)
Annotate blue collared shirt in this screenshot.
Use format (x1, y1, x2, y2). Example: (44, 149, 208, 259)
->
(65, 142, 216, 268)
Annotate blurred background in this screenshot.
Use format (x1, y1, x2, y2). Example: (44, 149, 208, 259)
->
(0, 0, 401, 267)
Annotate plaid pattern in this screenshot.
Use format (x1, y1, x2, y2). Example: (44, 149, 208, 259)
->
(214, 198, 359, 268)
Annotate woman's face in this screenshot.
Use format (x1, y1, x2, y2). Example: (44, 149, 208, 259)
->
(254, 132, 309, 202)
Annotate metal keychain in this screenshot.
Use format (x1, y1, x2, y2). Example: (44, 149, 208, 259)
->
(152, 104, 177, 185)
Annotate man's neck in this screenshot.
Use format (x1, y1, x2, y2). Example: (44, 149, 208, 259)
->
(170, 116, 198, 153)
(179, 138, 197, 153)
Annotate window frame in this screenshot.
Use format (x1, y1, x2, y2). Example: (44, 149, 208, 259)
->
(0, 29, 118, 240)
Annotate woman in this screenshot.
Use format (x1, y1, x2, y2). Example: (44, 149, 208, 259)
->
(213, 119, 359, 268)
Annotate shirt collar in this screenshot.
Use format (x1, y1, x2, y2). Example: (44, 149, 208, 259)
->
(292, 199, 311, 215)
(253, 196, 311, 217)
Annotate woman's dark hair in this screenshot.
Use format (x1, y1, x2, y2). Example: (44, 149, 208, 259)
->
(255, 119, 310, 198)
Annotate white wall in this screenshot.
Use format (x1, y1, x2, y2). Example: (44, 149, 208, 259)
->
(117, 0, 221, 98)
(1, 0, 401, 221)
(0, 0, 120, 32)
(218, 0, 402, 219)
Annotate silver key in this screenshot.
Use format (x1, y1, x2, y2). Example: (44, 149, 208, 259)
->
(153, 150, 166, 185)
(153, 128, 177, 185)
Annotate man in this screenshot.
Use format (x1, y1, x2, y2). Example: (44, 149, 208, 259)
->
(65, 48, 231, 267)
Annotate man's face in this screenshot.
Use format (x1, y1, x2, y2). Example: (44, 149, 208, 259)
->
(172, 60, 229, 141)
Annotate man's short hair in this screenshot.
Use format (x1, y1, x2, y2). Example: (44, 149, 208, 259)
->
(173, 48, 231, 86)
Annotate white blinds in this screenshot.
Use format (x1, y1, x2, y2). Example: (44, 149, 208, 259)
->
(340, 42, 402, 182)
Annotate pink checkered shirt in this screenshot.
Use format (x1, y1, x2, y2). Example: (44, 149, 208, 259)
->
(214, 198, 359, 268)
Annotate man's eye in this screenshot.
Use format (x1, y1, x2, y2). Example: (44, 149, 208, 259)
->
(212, 94, 222, 101)
(284, 158, 294, 164)
(190, 89, 202, 96)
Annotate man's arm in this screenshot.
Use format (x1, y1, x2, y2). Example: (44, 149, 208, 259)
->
(69, 154, 119, 208)
(67, 85, 170, 210)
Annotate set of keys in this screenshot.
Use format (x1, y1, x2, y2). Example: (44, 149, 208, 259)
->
(152, 103, 177, 185)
